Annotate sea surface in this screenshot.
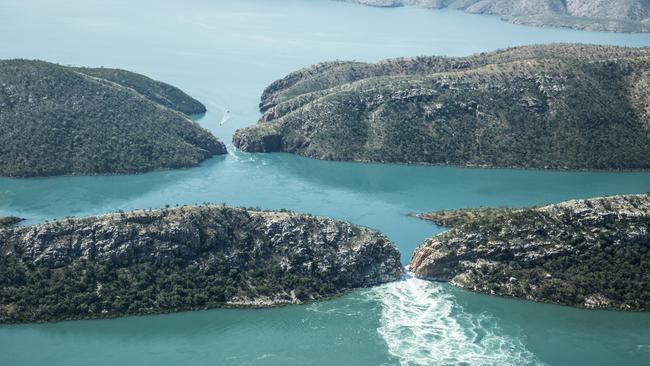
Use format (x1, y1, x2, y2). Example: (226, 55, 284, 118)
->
(0, 0, 649, 365)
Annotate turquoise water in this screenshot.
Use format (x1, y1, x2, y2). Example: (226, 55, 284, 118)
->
(1, 0, 650, 365)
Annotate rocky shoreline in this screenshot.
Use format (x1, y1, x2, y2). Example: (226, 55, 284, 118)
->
(0, 206, 401, 323)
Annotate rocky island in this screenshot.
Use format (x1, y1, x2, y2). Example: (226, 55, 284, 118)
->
(0, 60, 226, 177)
(410, 194, 650, 311)
(336, 0, 650, 33)
(0, 205, 401, 323)
(71, 67, 207, 116)
(234, 44, 650, 170)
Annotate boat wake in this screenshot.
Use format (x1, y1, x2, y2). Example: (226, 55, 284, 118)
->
(219, 111, 230, 125)
(368, 277, 543, 366)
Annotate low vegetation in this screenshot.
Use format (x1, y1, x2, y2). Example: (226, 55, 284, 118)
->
(337, 0, 650, 33)
(0, 205, 401, 323)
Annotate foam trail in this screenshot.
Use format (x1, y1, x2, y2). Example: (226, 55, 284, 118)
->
(370, 277, 544, 366)
(219, 112, 230, 126)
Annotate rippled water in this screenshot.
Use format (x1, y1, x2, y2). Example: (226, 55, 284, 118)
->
(1, 0, 650, 365)
(373, 277, 541, 365)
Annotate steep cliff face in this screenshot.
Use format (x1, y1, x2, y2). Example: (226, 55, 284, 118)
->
(410, 194, 650, 311)
(337, 0, 650, 32)
(234, 44, 650, 170)
(0, 206, 401, 323)
(0, 59, 226, 178)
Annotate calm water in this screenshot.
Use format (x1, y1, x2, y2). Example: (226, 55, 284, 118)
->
(1, 0, 649, 365)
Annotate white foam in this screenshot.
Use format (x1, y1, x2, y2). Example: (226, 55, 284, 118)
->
(219, 113, 230, 126)
(369, 277, 544, 366)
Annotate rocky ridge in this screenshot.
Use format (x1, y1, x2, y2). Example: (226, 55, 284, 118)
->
(73, 67, 207, 116)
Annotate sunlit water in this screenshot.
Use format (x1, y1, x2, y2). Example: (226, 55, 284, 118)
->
(0, 0, 649, 365)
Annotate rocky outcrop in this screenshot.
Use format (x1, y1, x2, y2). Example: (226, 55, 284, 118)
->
(0, 205, 401, 323)
(0, 217, 22, 228)
(234, 44, 650, 171)
(410, 194, 650, 311)
(0, 59, 226, 177)
(336, 0, 650, 33)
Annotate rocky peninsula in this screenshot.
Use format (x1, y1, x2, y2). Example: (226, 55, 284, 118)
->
(0, 60, 226, 177)
(234, 44, 650, 171)
(337, 0, 650, 33)
(410, 194, 650, 311)
(0, 205, 401, 323)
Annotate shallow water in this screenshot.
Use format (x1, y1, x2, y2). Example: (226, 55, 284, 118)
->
(1, 0, 649, 365)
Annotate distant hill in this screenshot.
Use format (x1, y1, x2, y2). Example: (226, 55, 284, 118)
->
(0, 60, 226, 177)
(337, 0, 650, 33)
(0, 206, 401, 323)
(234, 44, 650, 170)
